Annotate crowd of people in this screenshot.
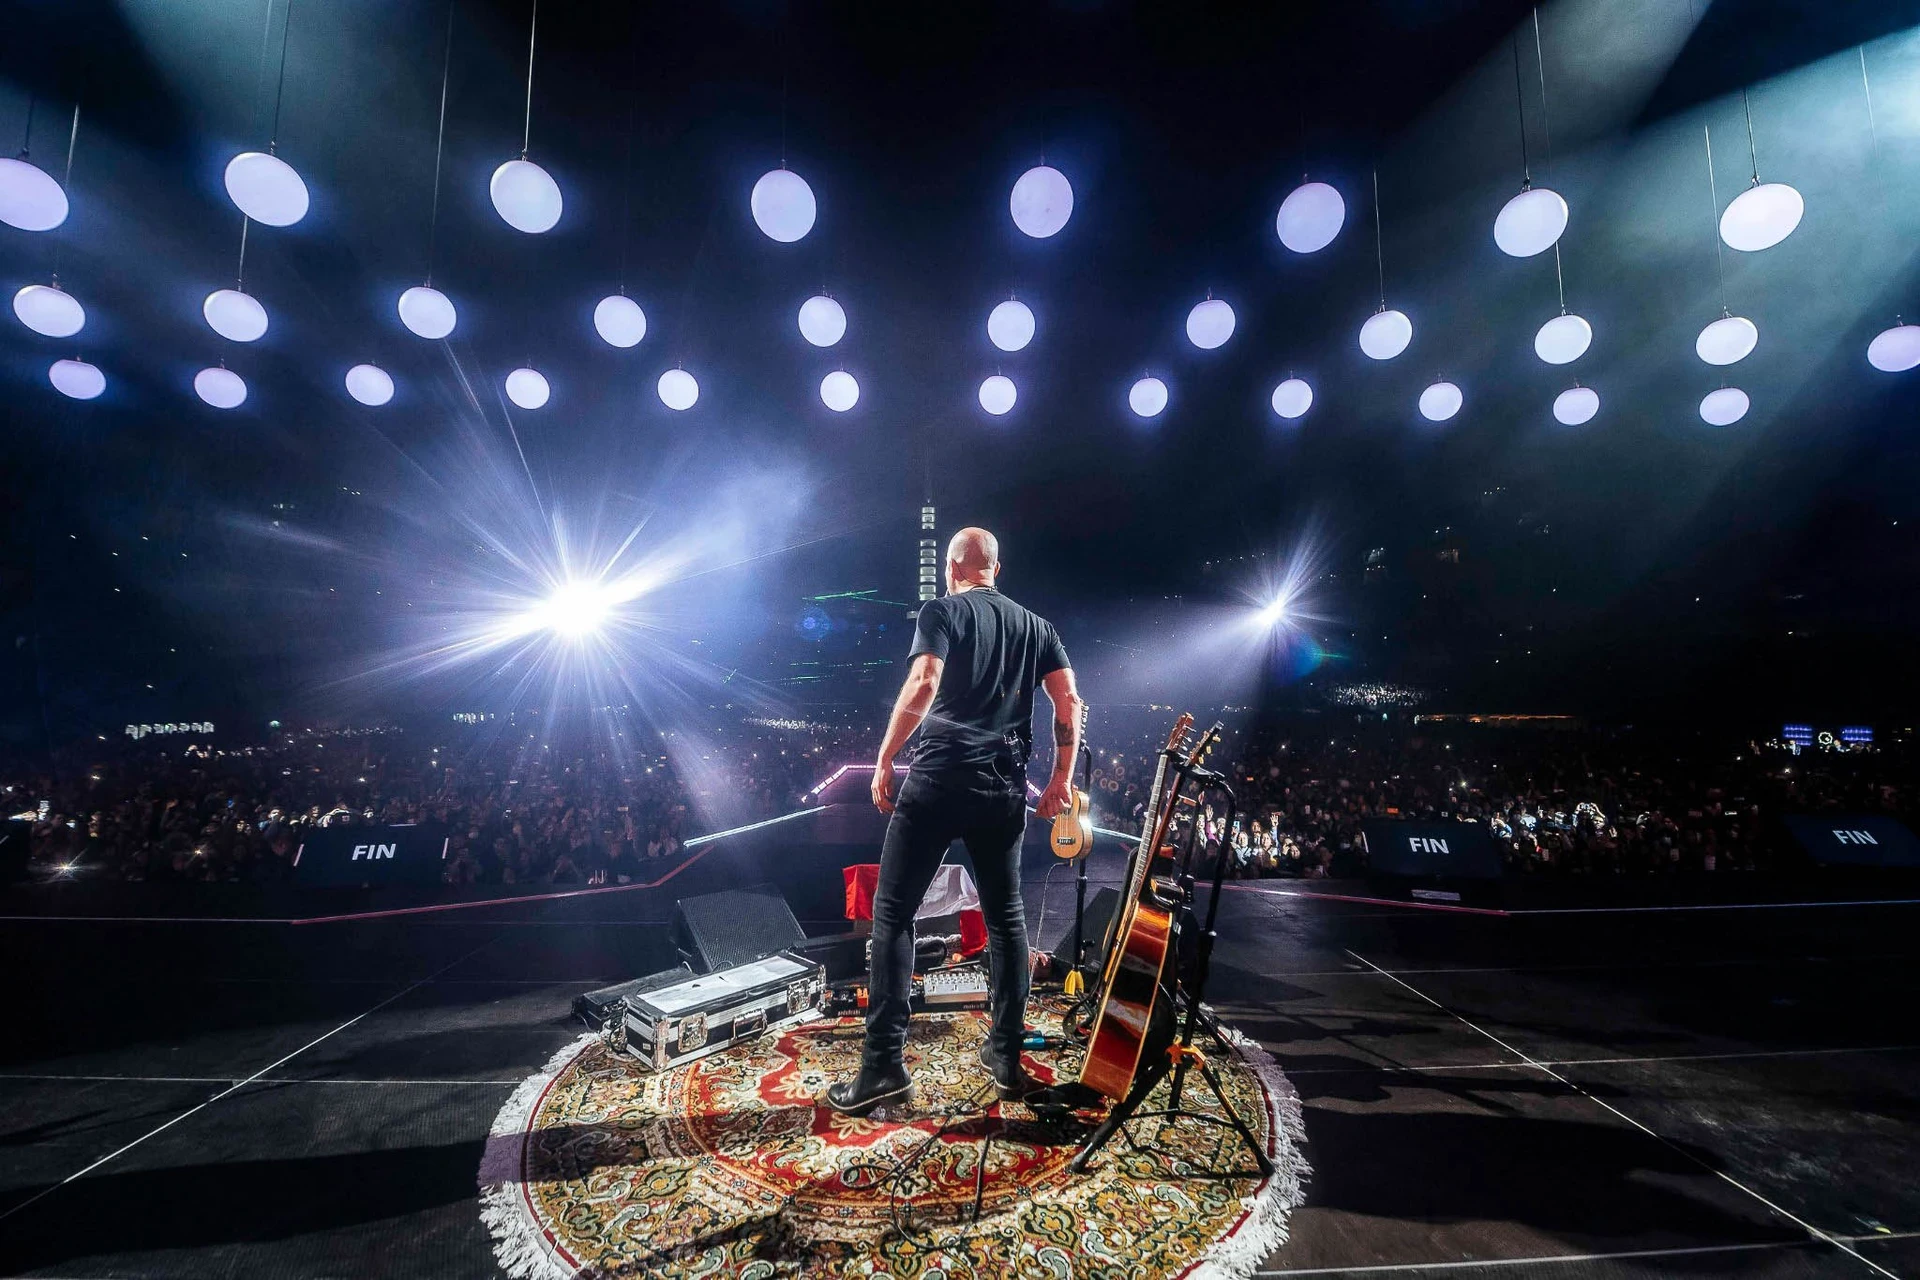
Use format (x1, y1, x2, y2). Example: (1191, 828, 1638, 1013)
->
(5, 712, 1911, 886)
(7, 716, 873, 886)
(1084, 719, 1913, 878)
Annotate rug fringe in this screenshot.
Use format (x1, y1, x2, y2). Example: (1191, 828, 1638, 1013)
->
(478, 1031, 598, 1280)
(1184, 1021, 1312, 1280)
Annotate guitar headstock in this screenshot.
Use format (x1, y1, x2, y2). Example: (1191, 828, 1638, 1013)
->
(1185, 720, 1226, 770)
(1162, 712, 1195, 758)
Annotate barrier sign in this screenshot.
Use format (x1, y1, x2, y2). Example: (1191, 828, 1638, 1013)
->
(293, 823, 450, 886)
(1361, 820, 1503, 880)
(1784, 815, 1920, 868)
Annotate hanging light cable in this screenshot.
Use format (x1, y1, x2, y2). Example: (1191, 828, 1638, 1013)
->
(594, 2, 647, 348)
(14, 107, 87, 338)
(1527, 10, 1591, 369)
(1359, 168, 1411, 360)
(1718, 86, 1801, 251)
(1494, 11, 1567, 258)
(1860, 45, 1919, 372)
(490, 0, 563, 233)
(1696, 124, 1757, 366)
(400, 1, 459, 340)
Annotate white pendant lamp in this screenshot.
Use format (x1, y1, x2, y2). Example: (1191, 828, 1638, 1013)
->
(1495, 187, 1568, 258)
(978, 374, 1016, 416)
(1359, 308, 1412, 361)
(1186, 298, 1235, 350)
(0, 155, 69, 231)
(593, 294, 647, 347)
(1276, 181, 1344, 253)
(49, 358, 105, 400)
(1009, 165, 1072, 238)
(344, 363, 394, 406)
(505, 366, 550, 409)
(1534, 312, 1591, 365)
(1868, 323, 1920, 373)
(13, 283, 85, 338)
(224, 151, 309, 227)
(1719, 183, 1801, 253)
(1128, 376, 1168, 418)
(491, 1, 561, 233)
(820, 370, 859, 412)
(798, 295, 846, 347)
(658, 367, 698, 410)
(1553, 384, 1598, 425)
(1419, 380, 1463, 422)
(1717, 90, 1800, 252)
(1700, 387, 1749, 425)
(1696, 314, 1757, 366)
(751, 169, 816, 242)
(398, 285, 457, 339)
(194, 366, 247, 409)
(491, 159, 562, 234)
(1360, 171, 1412, 360)
(1271, 377, 1312, 420)
(987, 299, 1034, 353)
(203, 288, 269, 343)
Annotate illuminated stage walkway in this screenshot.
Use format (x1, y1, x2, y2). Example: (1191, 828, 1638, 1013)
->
(2, 836, 1918, 1277)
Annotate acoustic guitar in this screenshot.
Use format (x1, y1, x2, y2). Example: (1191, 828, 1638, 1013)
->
(1077, 713, 1208, 1100)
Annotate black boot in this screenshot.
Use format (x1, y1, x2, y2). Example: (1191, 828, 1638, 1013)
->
(824, 1061, 913, 1117)
(978, 1040, 1039, 1101)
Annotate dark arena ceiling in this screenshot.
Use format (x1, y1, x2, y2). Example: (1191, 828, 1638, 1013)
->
(3, 0, 1920, 736)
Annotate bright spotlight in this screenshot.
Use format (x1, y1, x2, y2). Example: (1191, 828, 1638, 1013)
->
(524, 582, 613, 639)
(1257, 594, 1292, 628)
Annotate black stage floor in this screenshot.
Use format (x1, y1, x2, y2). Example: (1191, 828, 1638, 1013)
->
(2, 837, 1917, 1279)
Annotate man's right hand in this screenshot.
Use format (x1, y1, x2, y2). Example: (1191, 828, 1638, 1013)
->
(871, 762, 897, 814)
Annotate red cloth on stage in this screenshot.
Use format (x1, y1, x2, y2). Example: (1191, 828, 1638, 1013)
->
(842, 863, 988, 957)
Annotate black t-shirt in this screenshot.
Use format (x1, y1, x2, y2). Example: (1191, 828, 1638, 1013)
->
(907, 586, 1070, 780)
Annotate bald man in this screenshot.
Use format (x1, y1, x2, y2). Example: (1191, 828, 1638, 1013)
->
(826, 527, 1083, 1115)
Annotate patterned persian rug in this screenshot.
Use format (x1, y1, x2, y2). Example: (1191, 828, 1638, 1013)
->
(480, 1002, 1307, 1279)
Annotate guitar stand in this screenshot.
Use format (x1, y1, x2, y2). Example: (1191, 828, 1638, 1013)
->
(1068, 778, 1273, 1178)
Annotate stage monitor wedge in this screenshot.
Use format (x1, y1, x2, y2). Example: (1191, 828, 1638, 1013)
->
(673, 883, 807, 972)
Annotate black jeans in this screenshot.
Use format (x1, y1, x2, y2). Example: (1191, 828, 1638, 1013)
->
(863, 769, 1029, 1068)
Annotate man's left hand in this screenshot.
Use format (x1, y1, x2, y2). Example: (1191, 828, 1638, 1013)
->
(1035, 778, 1074, 820)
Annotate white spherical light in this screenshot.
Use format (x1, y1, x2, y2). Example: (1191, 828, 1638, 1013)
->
(344, 363, 394, 406)
(1359, 308, 1412, 360)
(504, 367, 550, 409)
(48, 358, 104, 400)
(202, 288, 269, 343)
(1128, 376, 1168, 418)
(978, 374, 1017, 416)
(1867, 324, 1920, 373)
(1494, 186, 1568, 257)
(1271, 377, 1312, 420)
(658, 367, 699, 410)
(489, 158, 562, 234)
(223, 151, 309, 227)
(750, 169, 816, 243)
(820, 370, 860, 412)
(1276, 181, 1345, 253)
(1553, 385, 1599, 426)
(1009, 165, 1073, 238)
(798, 295, 846, 347)
(1419, 381, 1463, 422)
(1699, 387, 1749, 425)
(1696, 315, 1757, 366)
(1534, 313, 1592, 365)
(13, 283, 84, 338)
(398, 285, 457, 340)
(194, 366, 247, 409)
(1719, 182, 1802, 253)
(0, 156, 69, 231)
(593, 294, 647, 348)
(1186, 298, 1236, 350)
(987, 299, 1035, 352)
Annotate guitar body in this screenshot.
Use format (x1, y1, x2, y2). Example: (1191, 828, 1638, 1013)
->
(1079, 888, 1176, 1098)
(1049, 787, 1091, 859)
